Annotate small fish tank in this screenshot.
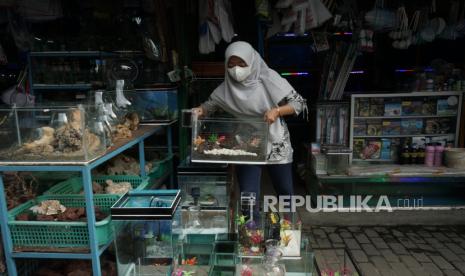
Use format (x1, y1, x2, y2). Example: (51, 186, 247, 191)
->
(236, 245, 316, 276)
(191, 117, 269, 164)
(264, 211, 302, 257)
(111, 190, 181, 276)
(102, 87, 178, 123)
(0, 105, 109, 163)
(236, 192, 265, 257)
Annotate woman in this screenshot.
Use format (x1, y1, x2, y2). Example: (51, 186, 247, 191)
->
(193, 41, 307, 203)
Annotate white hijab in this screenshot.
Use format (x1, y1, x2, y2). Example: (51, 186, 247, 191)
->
(210, 41, 295, 117)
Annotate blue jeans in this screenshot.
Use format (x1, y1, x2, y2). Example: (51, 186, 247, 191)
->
(236, 163, 294, 200)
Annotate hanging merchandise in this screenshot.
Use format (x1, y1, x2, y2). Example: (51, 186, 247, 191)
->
(255, 0, 271, 20)
(359, 29, 374, 52)
(0, 43, 7, 65)
(7, 11, 32, 51)
(365, 0, 396, 32)
(0, 67, 34, 107)
(198, 0, 234, 54)
(272, 0, 332, 36)
(17, 0, 63, 22)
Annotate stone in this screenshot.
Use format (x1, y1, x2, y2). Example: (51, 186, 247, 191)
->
(355, 233, 370, 244)
(389, 243, 409, 255)
(398, 237, 418, 249)
(362, 243, 381, 256)
(417, 230, 433, 238)
(411, 252, 432, 263)
(390, 262, 413, 276)
(443, 270, 462, 276)
(351, 249, 369, 263)
(430, 255, 455, 270)
(392, 230, 405, 237)
(371, 237, 390, 249)
(438, 248, 462, 262)
(358, 262, 382, 276)
(380, 249, 400, 263)
(365, 228, 380, 238)
(329, 233, 343, 244)
(400, 255, 422, 270)
(339, 231, 353, 239)
(446, 243, 465, 255)
(451, 261, 465, 274)
(313, 228, 327, 238)
(422, 262, 444, 276)
(432, 232, 450, 242)
(344, 238, 361, 250)
(317, 238, 332, 248)
(348, 226, 361, 233)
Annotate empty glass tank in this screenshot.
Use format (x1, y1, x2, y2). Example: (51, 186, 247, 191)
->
(111, 190, 181, 276)
(0, 105, 108, 163)
(101, 87, 178, 123)
(191, 117, 269, 164)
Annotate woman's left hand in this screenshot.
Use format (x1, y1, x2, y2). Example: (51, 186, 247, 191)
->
(264, 108, 280, 124)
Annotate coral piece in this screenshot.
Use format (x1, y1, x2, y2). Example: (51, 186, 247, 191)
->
(92, 181, 104, 194)
(68, 108, 83, 131)
(22, 126, 55, 153)
(30, 200, 66, 215)
(124, 112, 140, 131)
(114, 124, 132, 139)
(105, 179, 132, 194)
(4, 172, 38, 210)
(194, 136, 206, 147)
(54, 124, 83, 153)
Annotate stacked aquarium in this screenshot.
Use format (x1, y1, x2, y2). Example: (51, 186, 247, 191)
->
(111, 190, 181, 276)
(100, 87, 178, 123)
(191, 117, 269, 164)
(0, 105, 108, 163)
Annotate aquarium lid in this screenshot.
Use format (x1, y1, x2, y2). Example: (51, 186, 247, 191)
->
(111, 189, 181, 220)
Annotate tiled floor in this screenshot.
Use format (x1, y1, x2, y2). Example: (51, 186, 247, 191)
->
(305, 225, 465, 276)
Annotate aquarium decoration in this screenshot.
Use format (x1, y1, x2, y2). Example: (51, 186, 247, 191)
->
(237, 214, 264, 255)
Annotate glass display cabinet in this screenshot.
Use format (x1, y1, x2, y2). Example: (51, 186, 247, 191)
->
(191, 117, 269, 164)
(111, 190, 181, 276)
(0, 105, 108, 163)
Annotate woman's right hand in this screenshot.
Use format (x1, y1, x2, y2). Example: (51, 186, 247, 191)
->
(192, 107, 204, 118)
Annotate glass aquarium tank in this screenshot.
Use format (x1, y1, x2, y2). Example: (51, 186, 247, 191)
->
(237, 192, 264, 257)
(111, 190, 181, 276)
(236, 237, 316, 276)
(100, 87, 178, 123)
(264, 211, 302, 257)
(0, 105, 109, 163)
(191, 117, 269, 164)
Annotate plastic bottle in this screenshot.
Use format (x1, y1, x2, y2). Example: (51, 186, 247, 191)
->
(434, 143, 444, 167)
(417, 144, 425, 164)
(410, 144, 418, 164)
(425, 143, 435, 167)
(400, 142, 411, 165)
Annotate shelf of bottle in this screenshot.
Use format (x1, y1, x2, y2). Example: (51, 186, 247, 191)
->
(353, 134, 454, 138)
(32, 83, 93, 90)
(353, 115, 456, 120)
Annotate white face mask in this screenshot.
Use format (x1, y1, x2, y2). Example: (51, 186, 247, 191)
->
(227, 66, 251, 82)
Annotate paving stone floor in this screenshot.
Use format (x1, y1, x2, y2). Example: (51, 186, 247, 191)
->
(305, 225, 465, 276)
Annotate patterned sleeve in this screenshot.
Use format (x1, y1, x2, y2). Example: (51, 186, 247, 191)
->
(282, 91, 308, 117)
(200, 97, 220, 116)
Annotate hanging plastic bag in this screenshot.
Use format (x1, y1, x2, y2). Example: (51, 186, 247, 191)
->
(365, 0, 396, 32)
(216, 0, 235, 43)
(115, 80, 131, 108)
(0, 43, 7, 65)
(1, 68, 34, 107)
(305, 0, 332, 30)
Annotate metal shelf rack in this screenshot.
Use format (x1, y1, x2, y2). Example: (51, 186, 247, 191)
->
(0, 123, 175, 276)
